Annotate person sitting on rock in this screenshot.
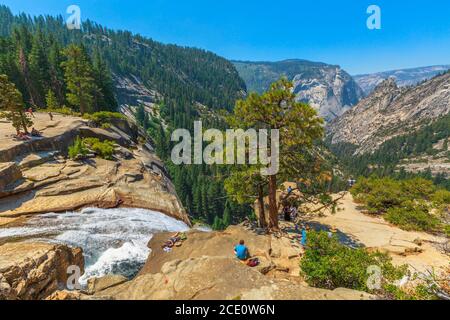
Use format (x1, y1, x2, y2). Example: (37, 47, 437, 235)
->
(234, 240, 249, 261)
(31, 127, 41, 137)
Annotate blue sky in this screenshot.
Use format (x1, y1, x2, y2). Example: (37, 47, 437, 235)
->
(1, 0, 450, 74)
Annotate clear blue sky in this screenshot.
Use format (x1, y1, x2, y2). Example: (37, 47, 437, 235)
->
(1, 0, 450, 74)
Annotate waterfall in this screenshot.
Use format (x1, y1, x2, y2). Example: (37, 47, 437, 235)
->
(0, 207, 190, 285)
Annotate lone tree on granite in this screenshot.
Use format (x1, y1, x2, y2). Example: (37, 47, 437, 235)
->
(226, 78, 324, 230)
(0, 74, 33, 134)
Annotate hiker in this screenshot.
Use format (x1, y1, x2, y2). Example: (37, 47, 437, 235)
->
(301, 227, 307, 247)
(287, 186, 293, 194)
(283, 206, 291, 221)
(48, 112, 53, 121)
(234, 240, 249, 261)
(290, 206, 298, 220)
(27, 107, 35, 118)
(347, 177, 356, 188)
(31, 127, 41, 137)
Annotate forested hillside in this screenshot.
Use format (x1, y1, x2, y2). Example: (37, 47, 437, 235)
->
(0, 5, 250, 227)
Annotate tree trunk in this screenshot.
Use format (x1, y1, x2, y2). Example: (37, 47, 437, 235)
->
(257, 185, 266, 228)
(268, 174, 278, 230)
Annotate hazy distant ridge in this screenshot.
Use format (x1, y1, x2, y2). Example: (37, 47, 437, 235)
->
(354, 65, 450, 95)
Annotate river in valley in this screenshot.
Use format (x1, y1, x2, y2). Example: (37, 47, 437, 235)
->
(0, 207, 190, 285)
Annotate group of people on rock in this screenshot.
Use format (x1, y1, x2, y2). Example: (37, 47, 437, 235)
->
(282, 205, 298, 222)
(14, 127, 42, 140)
(12, 108, 53, 140)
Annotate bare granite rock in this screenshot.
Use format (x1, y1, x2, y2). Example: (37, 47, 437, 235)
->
(97, 256, 374, 300)
(0, 113, 190, 225)
(0, 162, 22, 191)
(0, 242, 84, 300)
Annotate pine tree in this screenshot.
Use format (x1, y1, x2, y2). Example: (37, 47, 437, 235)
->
(135, 104, 146, 126)
(45, 89, 59, 109)
(222, 202, 232, 227)
(61, 44, 97, 115)
(227, 78, 324, 230)
(29, 29, 50, 105)
(47, 39, 65, 105)
(212, 215, 224, 231)
(0, 74, 32, 134)
(155, 123, 168, 158)
(92, 50, 117, 111)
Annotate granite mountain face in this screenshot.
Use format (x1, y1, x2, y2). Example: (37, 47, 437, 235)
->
(233, 59, 364, 121)
(327, 71, 450, 156)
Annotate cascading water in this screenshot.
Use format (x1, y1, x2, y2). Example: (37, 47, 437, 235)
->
(0, 207, 189, 285)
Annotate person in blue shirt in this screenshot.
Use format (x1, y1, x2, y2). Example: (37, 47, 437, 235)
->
(234, 240, 249, 260)
(301, 227, 307, 247)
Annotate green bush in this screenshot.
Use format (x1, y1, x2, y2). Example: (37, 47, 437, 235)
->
(351, 177, 405, 213)
(42, 106, 80, 116)
(401, 178, 436, 200)
(68, 137, 88, 159)
(385, 201, 441, 232)
(83, 111, 126, 125)
(351, 176, 448, 233)
(431, 189, 450, 205)
(444, 225, 450, 237)
(82, 137, 115, 160)
(382, 283, 437, 300)
(300, 231, 407, 293)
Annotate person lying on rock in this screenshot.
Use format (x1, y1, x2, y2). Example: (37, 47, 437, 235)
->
(234, 239, 249, 261)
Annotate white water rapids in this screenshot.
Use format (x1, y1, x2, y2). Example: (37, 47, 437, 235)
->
(0, 207, 190, 285)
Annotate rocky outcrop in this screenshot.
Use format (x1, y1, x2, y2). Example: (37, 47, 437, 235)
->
(0, 163, 22, 191)
(0, 242, 83, 300)
(0, 113, 189, 225)
(95, 256, 373, 300)
(91, 223, 375, 301)
(233, 59, 364, 121)
(327, 71, 450, 154)
(139, 226, 274, 276)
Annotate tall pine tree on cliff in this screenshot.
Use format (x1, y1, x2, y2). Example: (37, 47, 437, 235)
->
(61, 44, 97, 115)
(226, 78, 324, 230)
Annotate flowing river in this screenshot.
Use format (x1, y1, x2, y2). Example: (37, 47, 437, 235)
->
(0, 208, 190, 285)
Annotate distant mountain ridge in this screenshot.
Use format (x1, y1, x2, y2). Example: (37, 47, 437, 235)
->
(233, 59, 364, 121)
(354, 65, 450, 95)
(327, 71, 450, 155)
